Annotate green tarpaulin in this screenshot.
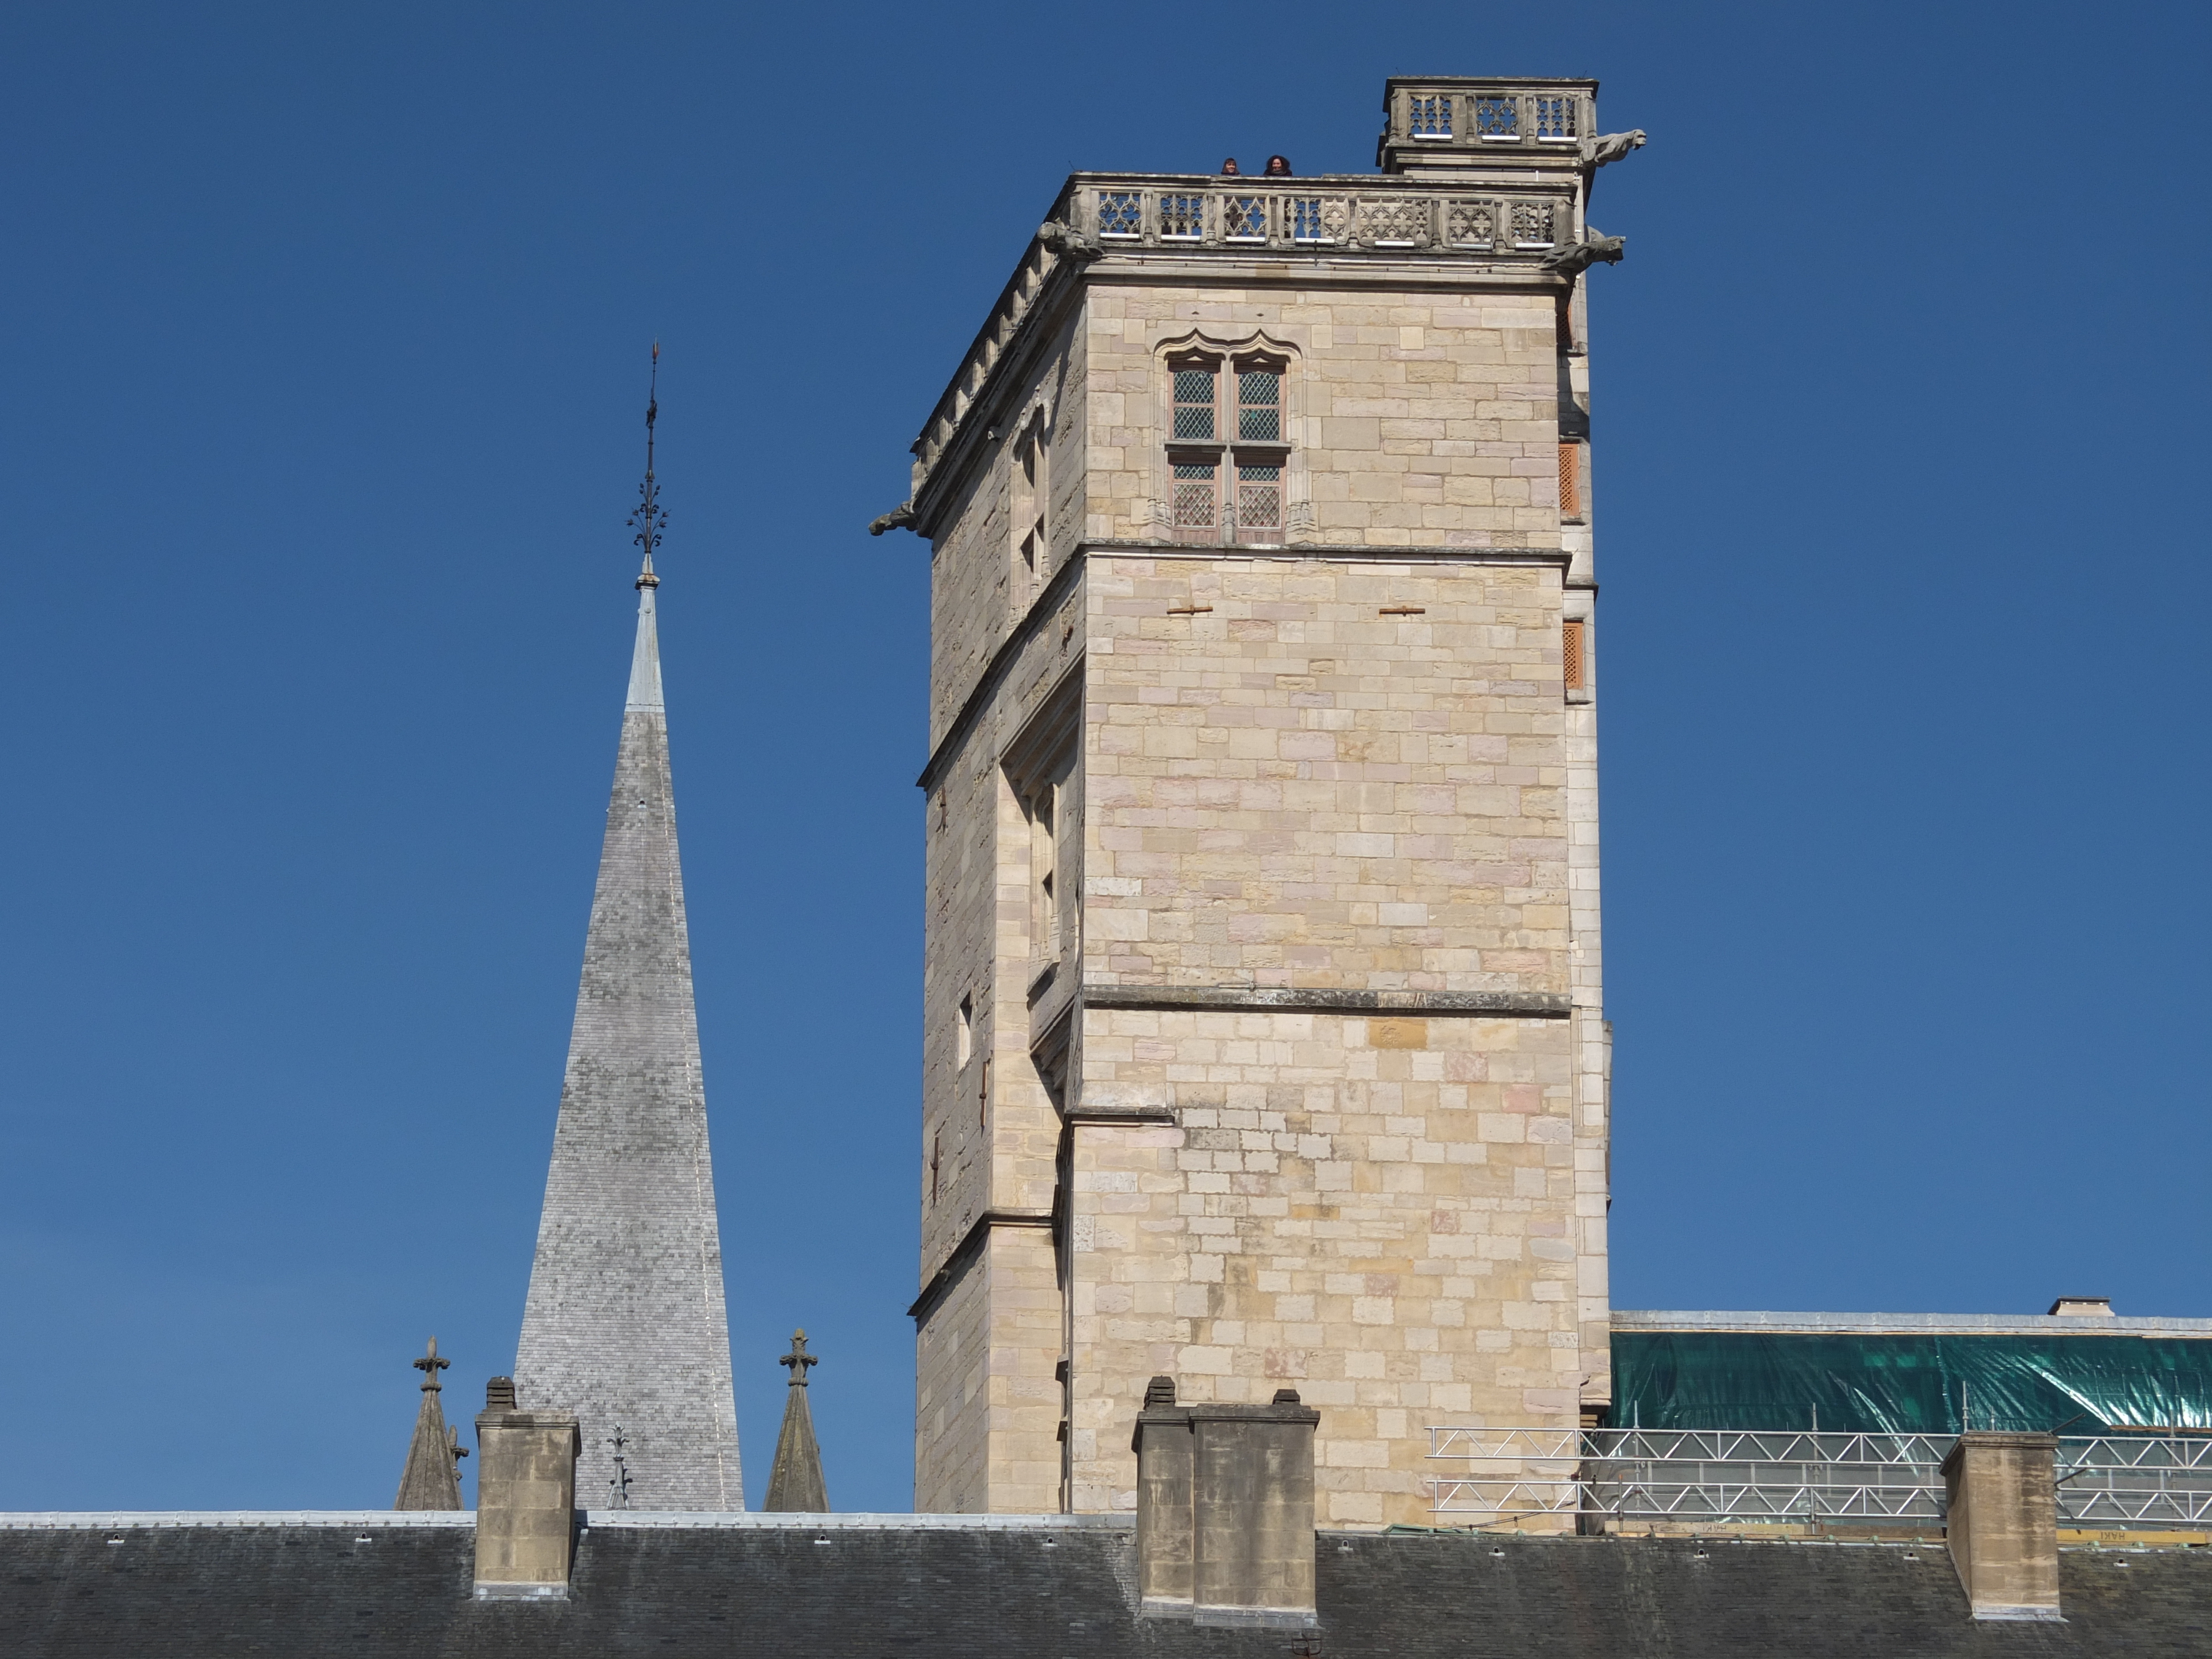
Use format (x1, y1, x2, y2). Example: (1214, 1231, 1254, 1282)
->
(1610, 1331, 2212, 1434)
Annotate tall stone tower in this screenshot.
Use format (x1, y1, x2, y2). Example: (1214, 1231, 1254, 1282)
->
(894, 78, 1635, 1527)
(514, 380, 744, 1511)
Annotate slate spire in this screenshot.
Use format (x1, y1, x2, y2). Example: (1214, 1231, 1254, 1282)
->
(512, 353, 744, 1510)
(763, 1331, 829, 1512)
(393, 1338, 466, 1510)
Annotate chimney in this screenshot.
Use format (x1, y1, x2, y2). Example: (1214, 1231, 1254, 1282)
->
(1133, 1378, 1319, 1629)
(1942, 1432, 2062, 1621)
(473, 1376, 582, 1600)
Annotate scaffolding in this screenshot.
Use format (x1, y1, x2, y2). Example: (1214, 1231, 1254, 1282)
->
(1425, 1427, 2212, 1530)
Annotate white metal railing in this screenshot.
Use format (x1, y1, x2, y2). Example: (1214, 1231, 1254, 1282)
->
(1427, 1426, 2212, 1529)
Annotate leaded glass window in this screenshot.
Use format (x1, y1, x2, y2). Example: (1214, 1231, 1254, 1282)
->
(1167, 356, 1288, 545)
(1172, 462, 1218, 528)
(1235, 464, 1281, 540)
(1238, 372, 1280, 441)
(1173, 368, 1218, 440)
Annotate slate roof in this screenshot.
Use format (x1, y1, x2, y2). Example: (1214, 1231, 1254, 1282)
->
(5, 1515, 2208, 1657)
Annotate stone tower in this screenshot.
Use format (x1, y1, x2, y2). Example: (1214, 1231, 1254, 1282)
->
(513, 394, 744, 1510)
(893, 78, 1634, 1526)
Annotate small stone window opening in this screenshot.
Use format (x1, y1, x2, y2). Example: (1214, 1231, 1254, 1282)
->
(1558, 442, 1582, 521)
(930, 1127, 942, 1206)
(1563, 619, 1588, 691)
(1031, 781, 1060, 961)
(1010, 414, 1048, 605)
(956, 993, 973, 1068)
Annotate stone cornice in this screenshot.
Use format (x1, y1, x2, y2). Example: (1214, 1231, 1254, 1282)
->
(907, 1208, 1055, 1324)
(1082, 985, 1573, 1019)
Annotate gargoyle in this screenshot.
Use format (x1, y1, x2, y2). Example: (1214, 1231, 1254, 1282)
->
(1579, 130, 1647, 169)
(1540, 232, 1626, 279)
(868, 501, 916, 536)
(1038, 220, 1100, 263)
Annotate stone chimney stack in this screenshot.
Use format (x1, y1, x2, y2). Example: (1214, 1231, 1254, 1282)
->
(1942, 1431, 2062, 1621)
(1133, 1378, 1319, 1628)
(473, 1376, 582, 1601)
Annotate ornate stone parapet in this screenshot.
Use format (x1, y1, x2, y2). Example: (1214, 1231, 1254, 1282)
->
(1375, 77, 1601, 173)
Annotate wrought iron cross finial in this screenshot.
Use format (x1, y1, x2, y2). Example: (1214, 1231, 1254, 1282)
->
(780, 1329, 818, 1386)
(607, 1423, 634, 1508)
(629, 341, 664, 590)
(413, 1336, 449, 1392)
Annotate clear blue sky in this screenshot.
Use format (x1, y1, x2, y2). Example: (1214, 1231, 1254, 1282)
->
(1, 2, 2204, 1515)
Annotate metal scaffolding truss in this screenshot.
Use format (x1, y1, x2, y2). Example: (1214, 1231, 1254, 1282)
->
(1426, 1427, 2212, 1528)
(2059, 1435, 2212, 1527)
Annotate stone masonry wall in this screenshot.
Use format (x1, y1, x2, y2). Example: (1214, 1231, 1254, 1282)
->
(1081, 284, 1559, 552)
(1080, 556, 1571, 994)
(1071, 1006, 1579, 1527)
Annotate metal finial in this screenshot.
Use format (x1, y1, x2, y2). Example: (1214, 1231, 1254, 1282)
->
(780, 1329, 818, 1387)
(412, 1336, 449, 1393)
(607, 1423, 634, 1508)
(628, 342, 664, 589)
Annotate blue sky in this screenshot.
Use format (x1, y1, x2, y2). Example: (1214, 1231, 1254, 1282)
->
(0, 2, 2204, 1515)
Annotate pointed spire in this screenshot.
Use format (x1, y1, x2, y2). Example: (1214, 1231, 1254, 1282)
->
(514, 358, 743, 1511)
(394, 1338, 467, 1510)
(763, 1331, 829, 1512)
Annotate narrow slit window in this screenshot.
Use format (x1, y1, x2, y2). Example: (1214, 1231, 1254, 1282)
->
(1563, 619, 1588, 690)
(957, 994, 973, 1068)
(1558, 442, 1580, 519)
